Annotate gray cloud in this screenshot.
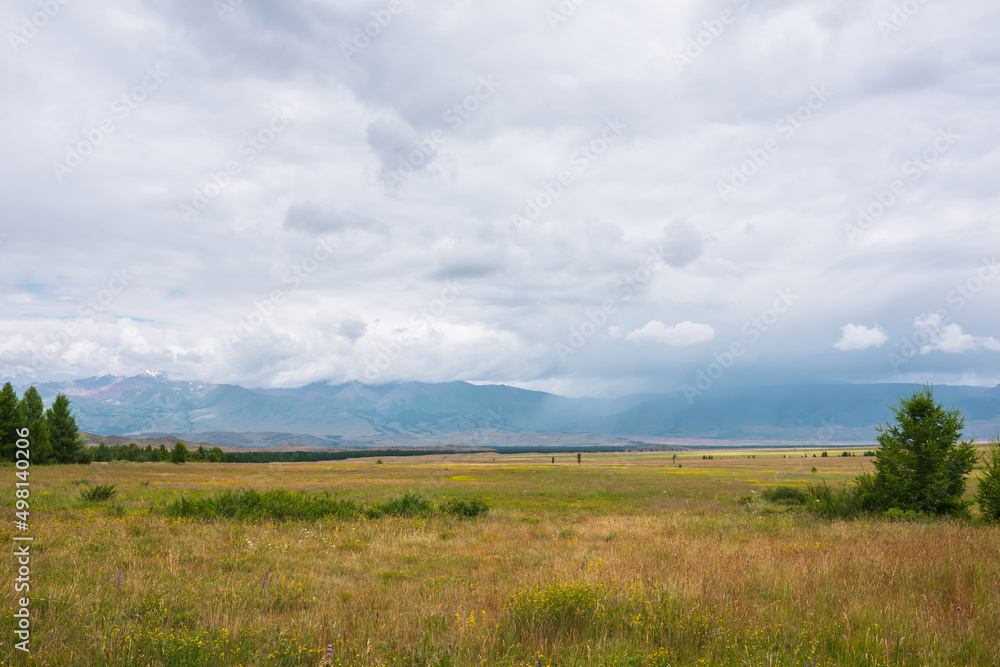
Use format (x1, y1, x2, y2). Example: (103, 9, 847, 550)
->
(0, 0, 998, 395)
(338, 319, 368, 343)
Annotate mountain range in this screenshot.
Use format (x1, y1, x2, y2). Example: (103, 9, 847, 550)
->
(18, 371, 1000, 448)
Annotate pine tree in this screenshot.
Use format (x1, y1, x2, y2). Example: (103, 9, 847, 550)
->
(171, 441, 189, 464)
(18, 387, 52, 464)
(46, 394, 83, 464)
(856, 387, 977, 515)
(0, 382, 19, 462)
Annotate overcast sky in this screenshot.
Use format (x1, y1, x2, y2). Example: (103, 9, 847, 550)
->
(1, 0, 998, 397)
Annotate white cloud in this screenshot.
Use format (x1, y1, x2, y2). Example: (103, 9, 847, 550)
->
(626, 320, 715, 346)
(834, 324, 887, 351)
(914, 314, 1000, 354)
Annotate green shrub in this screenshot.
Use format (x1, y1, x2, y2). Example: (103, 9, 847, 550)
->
(760, 486, 809, 505)
(80, 484, 117, 502)
(166, 490, 486, 522)
(759, 483, 867, 519)
(807, 482, 866, 520)
(440, 497, 489, 518)
(167, 489, 360, 521)
(884, 507, 930, 522)
(365, 493, 433, 518)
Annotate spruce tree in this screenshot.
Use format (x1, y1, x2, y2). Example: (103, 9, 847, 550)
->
(46, 394, 83, 463)
(856, 387, 977, 515)
(18, 387, 52, 463)
(171, 441, 189, 464)
(0, 382, 19, 462)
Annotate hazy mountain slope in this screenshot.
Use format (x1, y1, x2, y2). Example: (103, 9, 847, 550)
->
(19, 373, 1000, 442)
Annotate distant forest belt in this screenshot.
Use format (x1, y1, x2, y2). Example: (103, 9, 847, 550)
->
(224, 445, 657, 463)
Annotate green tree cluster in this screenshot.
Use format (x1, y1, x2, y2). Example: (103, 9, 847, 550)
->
(91, 440, 225, 464)
(0, 382, 86, 464)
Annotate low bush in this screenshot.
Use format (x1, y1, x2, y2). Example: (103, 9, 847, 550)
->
(806, 482, 866, 520)
(166, 489, 360, 521)
(365, 493, 433, 518)
(760, 486, 809, 505)
(759, 483, 865, 519)
(80, 484, 117, 502)
(165, 490, 491, 522)
(440, 497, 489, 518)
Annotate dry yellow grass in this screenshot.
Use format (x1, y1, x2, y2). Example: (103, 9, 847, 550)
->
(2, 449, 998, 666)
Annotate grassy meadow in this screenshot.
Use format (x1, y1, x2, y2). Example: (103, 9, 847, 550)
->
(3, 448, 999, 666)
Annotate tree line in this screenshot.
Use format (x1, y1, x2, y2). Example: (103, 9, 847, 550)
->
(90, 441, 225, 463)
(0, 383, 86, 464)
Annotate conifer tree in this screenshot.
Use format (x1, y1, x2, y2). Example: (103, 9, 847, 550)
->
(0, 382, 19, 462)
(171, 441, 189, 464)
(18, 387, 52, 463)
(856, 387, 977, 515)
(46, 394, 84, 463)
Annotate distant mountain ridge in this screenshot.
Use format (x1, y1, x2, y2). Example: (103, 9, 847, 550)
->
(17, 372, 1000, 445)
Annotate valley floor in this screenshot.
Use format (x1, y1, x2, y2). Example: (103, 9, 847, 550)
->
(2, 449, 998, 666)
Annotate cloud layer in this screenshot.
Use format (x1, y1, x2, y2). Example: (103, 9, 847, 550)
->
(1, 0, 999, 395)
